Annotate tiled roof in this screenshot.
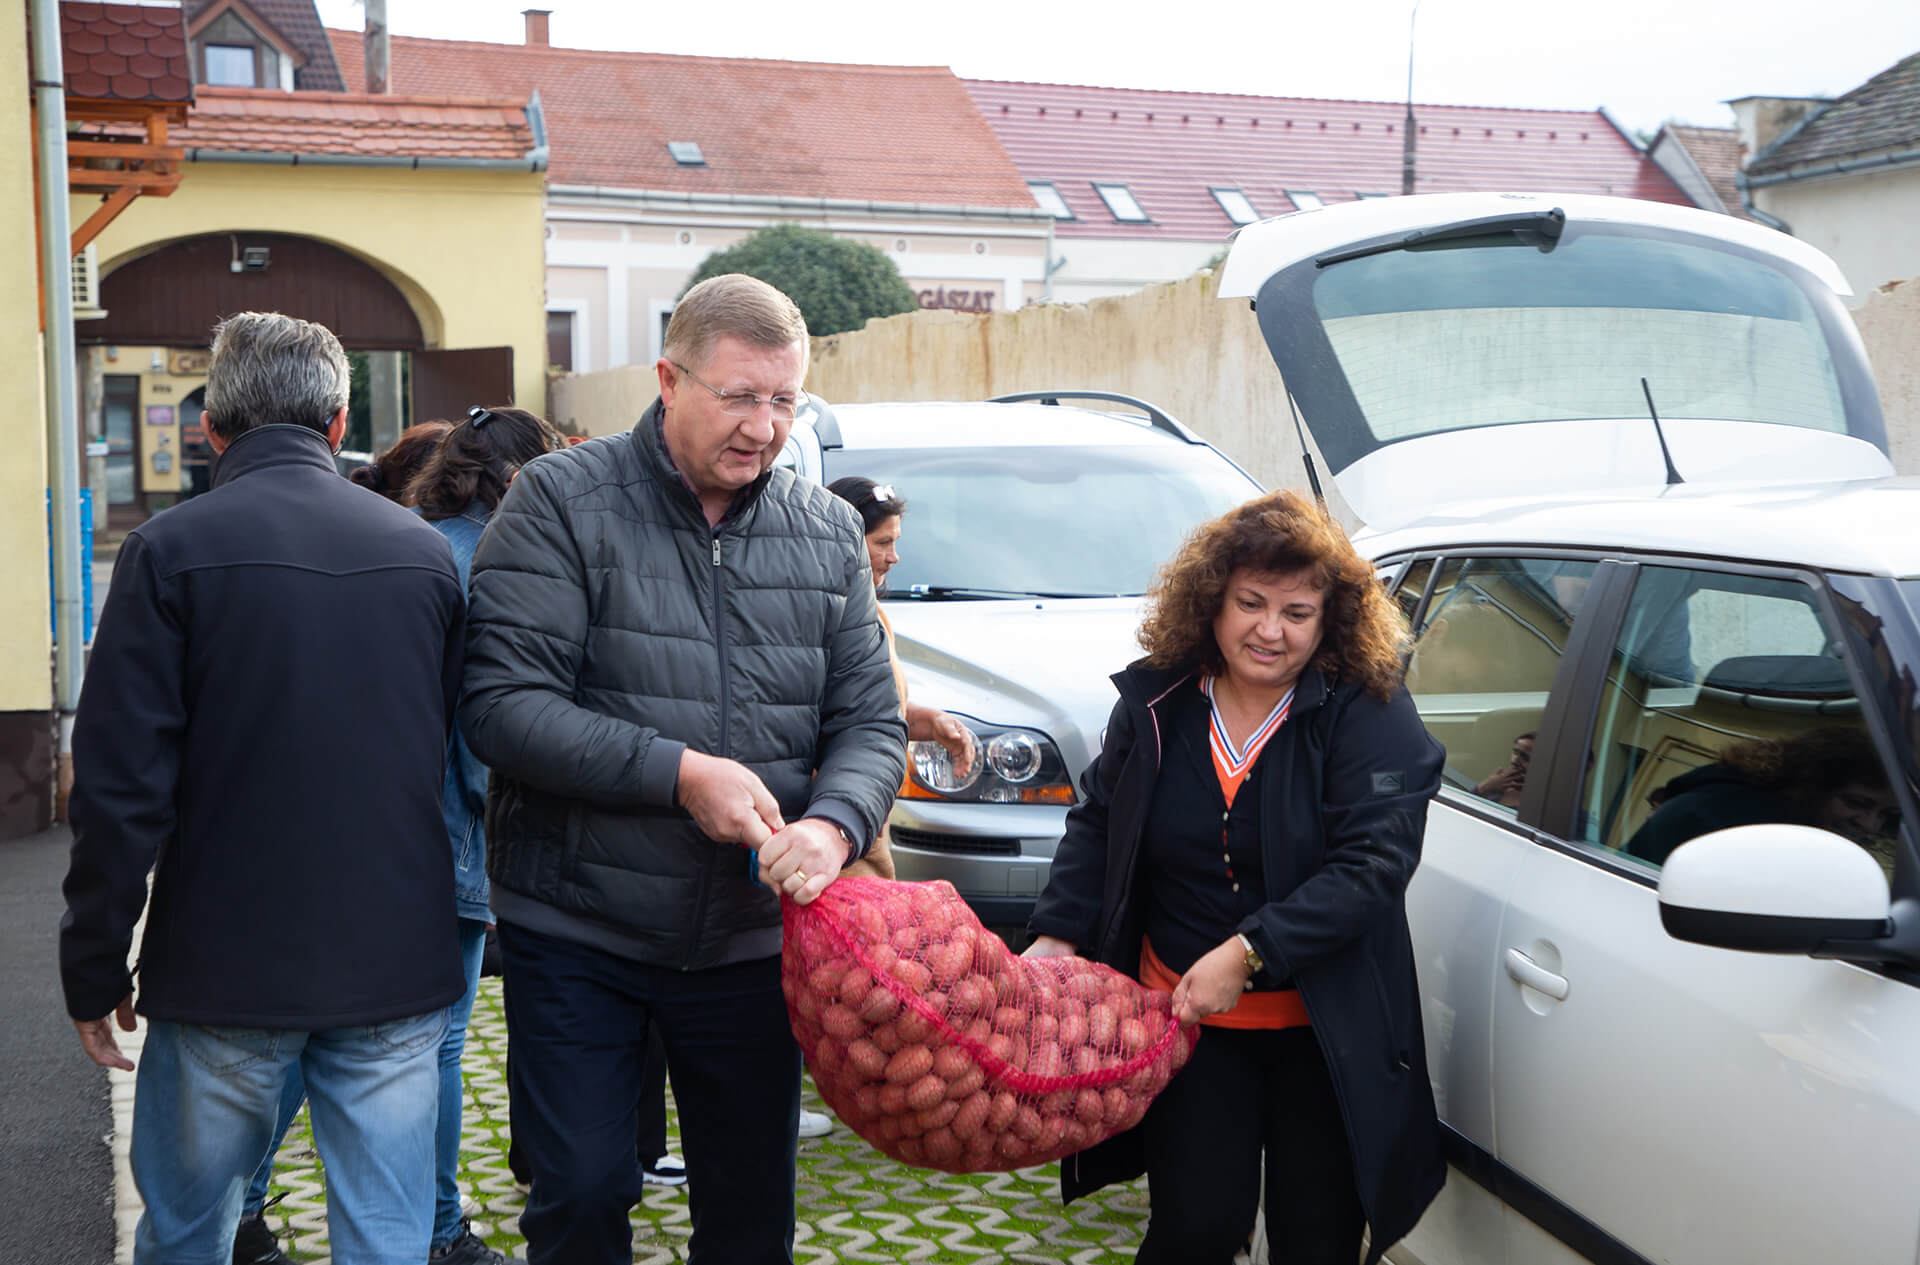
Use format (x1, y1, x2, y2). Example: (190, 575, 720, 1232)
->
(183, 0, 345, 91)
(1660, 125, 1753, 220)
(326, 31, 1038, 208)
(1748, 52, 1920, 176)
(59, 2, 192, 103)
(167, 87, 535, 160)
(966, 79, 1692, 239)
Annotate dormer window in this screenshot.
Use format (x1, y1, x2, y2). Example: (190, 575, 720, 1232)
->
(203, 44, 256, 86)
(187, 2, 304, 91)
(1093, 183, 1149, 222)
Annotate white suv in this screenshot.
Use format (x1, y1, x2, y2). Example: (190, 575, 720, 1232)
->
(1220, 193, 1920, 1265)
(779, 394, 1262, 931)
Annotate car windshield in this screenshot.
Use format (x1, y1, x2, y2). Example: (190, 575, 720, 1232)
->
(1311, 228, 1851, 442)
(823, 443, 1257, 598)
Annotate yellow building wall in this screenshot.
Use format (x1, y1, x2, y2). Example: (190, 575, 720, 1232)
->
(2, 10, 54, 714)
(74, 161, 549, 412)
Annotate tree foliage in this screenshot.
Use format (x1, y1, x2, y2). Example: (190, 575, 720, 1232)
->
(683, 225, 919, 337)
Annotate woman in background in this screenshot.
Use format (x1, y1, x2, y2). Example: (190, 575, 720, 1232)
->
(345, 418, 456, 502)
(827, 476, 976, 881)
(408, 405, 568, 1263)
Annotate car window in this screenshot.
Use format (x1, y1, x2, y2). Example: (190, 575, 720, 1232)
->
(1404, 557, 1597, 813)
(1394, 557, 1434, 627)
(821, 443, 1257, 599)
(1578, 566, 1902, 879)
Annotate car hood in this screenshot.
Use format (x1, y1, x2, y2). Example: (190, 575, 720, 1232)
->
(1218, 192, 1891, 530)
(882, 597, 1146, 774)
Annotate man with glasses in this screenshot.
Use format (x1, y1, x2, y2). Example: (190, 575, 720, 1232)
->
(460, 273, 905, 1264)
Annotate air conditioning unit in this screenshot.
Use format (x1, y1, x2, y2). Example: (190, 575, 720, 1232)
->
(72, 244, 107, 320)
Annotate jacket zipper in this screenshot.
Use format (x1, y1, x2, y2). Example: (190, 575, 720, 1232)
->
(683, 530, 729, 970)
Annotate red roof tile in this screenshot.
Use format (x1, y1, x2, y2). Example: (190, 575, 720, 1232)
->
(324, 30, 1036, 208)
(1660, 125, 1753, 220)
(60, 0, 191, 102)
(966, 79, 1692, 240)
(167, 86, 537, 161)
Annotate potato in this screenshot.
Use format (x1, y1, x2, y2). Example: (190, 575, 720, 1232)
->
(1066, 974, 1107, 1004)
(846, 1039, 888, 1080)
(951, 1091, 993, 1141)
(987, 1091, 1019, 1132)
(926, 939, 972, 987)
(1011, 1105, 1044, 1142)
(858, 983, 902, 1025)
(913, 1098, 959, 1131)
(1119, 1016, 1153, 1056)
(1027, 1042, 1064, 1078)
(811, 1034, 845, 1075)
(871, 1023, 904, 1054)
(877, 1083, 909, 1115)
(1071, 1046, 1102, 1077)
(1103, 1086, 1134, 1126)
(897, 1005, 936, 1045)
(923, 1125, 962, 1165)
(895, 1137, 925, 1165)
(995, 1130, 1031, 1162)
(890, 925, 923, 955)
(948, 976, 993, 1018)
(837, 965, 874, 1007)
(943, 1066, 984, 1102)
(906, 1074, 947, 1113)
(884, 1044, 934, 1085)
(1087, 1001, 1118, 1048)
(1073, 1088, 1105, 1125)
(1057, 1008, 1089, 1049)
(890, 958, 934, 994)
(808, 961, 849, 995)
(820, 1004, 864, 1041)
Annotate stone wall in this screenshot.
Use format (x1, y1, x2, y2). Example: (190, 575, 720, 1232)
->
(1855, 278, 1920, 474)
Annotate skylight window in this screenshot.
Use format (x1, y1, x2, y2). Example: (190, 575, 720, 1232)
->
(1210, 187, 1259, 225)
(1093, 183, 1149, 222)
(1355, 191, 1390, 199)
(1028, 182, 1074, 219)
(667, 141, 706, 166)
(1284, 190, 1324, 211)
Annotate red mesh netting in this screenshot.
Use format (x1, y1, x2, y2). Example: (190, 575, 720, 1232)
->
(781, 876, 1198, 1173)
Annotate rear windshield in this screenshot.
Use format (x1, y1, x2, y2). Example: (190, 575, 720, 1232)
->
(823, 443, 1258, 598)
(1311, 229, 1850, 442)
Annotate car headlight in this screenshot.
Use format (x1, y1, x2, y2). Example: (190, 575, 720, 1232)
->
(901, 719, 1074, 805)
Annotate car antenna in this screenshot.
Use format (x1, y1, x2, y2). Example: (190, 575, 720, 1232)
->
(1285, 388, 1326, 504)
(1641, 377, 1685, 486)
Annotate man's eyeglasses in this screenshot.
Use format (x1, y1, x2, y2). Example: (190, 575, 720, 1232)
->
(671, 362, 801, 421)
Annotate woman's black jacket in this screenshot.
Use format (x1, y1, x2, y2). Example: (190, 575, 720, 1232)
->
(1028, 659, 1446, 1265)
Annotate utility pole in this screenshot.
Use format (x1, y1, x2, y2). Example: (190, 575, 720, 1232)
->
(1401, 0, 1422, 196)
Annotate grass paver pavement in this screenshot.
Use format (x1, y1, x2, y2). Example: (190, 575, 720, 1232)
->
(257, 977, 1157, 1262)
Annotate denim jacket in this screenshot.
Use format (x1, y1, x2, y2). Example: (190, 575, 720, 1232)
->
(421, 501, 493, 923)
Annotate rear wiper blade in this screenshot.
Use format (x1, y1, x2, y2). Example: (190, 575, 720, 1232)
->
(904, 585, 1128, 600)
(1316, 207, 1566, 267)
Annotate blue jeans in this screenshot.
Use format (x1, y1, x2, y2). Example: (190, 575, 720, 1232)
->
(241, 1067, 307, 1216)
(132, 1010, 447, 1265)
(499, 921, 800, 1265)
(432, 919, 490, 1249)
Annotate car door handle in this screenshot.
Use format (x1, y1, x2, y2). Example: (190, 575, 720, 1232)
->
(1504, 948, 1570, 1001)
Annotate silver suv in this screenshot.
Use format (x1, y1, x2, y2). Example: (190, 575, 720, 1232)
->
(779, 393, 1261, 930)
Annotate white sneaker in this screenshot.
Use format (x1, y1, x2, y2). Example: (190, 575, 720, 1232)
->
(641, 1154, 687, 1186)
(797, 1108, 835, 1139)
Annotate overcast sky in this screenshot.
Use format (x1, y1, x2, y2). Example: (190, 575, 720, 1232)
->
(316, 0, 1920, 139)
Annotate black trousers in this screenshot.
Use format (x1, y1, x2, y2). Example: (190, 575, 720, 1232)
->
(1136, 1025, 1365, 1265)
(499, 921, 801, 1265)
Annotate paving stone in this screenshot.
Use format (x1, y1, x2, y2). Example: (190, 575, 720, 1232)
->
(231, 978, 1161, 1263)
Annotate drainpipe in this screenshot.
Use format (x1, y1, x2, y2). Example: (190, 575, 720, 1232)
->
(31, 0, 86, 756)
(1733, 170, 1792, 234)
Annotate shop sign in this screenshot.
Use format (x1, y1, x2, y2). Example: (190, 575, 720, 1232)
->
(916, 287, 997, 314)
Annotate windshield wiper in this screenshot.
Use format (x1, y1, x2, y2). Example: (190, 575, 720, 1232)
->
(1316, 207, 1566, 267)
(903, 585, 1130, 600)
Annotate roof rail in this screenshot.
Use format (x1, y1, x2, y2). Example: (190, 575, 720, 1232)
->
(986, 390, 1202, 443)
(801, 393, 843, 449)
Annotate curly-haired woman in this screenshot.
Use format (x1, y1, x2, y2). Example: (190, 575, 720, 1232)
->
(1025, 489, 1446, 1265)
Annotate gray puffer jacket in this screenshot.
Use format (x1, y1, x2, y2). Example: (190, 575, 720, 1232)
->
(459, 403, 907, 970)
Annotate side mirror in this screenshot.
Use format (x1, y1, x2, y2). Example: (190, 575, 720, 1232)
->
(1658, 824, 1901, 959)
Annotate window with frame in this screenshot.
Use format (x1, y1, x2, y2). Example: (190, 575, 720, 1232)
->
(203, 43, 257, 86)
(1093, 183, 1149, 222)
(1211, 187, 1259, 225)
(1028, 182, 1074, 219)
(1403, 556, 1597, 814)
(1577, 566, 1901, 878)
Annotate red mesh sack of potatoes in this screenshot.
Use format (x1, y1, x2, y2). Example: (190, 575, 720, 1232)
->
(781, 875, 1198, 1173)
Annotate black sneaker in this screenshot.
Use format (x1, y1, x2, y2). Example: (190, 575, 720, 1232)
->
(429, 1219, 505, 1265)
(641, 1154, 688, 1186)
(232, 1213, 292, 1265)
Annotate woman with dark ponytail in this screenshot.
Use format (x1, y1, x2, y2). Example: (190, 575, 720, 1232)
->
(410, 404, 567, 1263)
(346, 418, 455, 502)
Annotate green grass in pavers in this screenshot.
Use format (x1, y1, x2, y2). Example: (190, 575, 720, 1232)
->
(256, 977, 1153, 1262)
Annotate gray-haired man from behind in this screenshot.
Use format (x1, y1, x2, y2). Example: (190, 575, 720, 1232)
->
(460, 273, 906, 1264)
(61, 311, 468, 1263)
